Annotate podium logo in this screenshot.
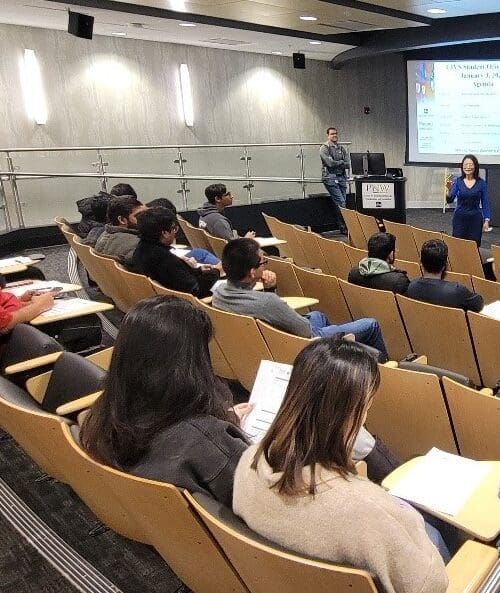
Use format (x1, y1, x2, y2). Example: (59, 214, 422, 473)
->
(366, 184, 391, 193)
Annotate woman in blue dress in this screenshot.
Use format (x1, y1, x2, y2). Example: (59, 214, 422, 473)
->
(446, 154, 491, 247)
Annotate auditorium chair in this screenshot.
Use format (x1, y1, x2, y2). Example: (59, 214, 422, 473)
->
(114, 262, 156, 310)
(471, 275, 500, 304)
(187, 491, 499, 593)
(87, 248, 129, 312)
(266, 257, 304, 297)
(291, 227, 329, 270)
(339, 207, 367, 249)
(343, 243, 368, 268)
(314, 236, 352, 279)
(443, 234, 485, 278)
(338, 280, 411, 361)
(410, 226, 444, 253)
(177, 216, 213, 251)
(442, 270, 474, 291)
(382, 219, 420, 262)
(392, 258, 421, 280)
(271, 221, 309, 267)
(467, 310, 500, 388)
(256, 320, 312, 365)
(261, 213, 292, 259)
(203, 230, 227, 259)
(356, 211, 380, 244)
(442, 376, 500, 460)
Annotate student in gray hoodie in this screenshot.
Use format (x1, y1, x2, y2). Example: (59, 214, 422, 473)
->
(348, 232, 410, 295)
(198, 183, 255, 241)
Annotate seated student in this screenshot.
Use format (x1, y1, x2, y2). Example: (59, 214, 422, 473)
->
(109, 182, 137, 199)
(212, 238, 388, 360)
(147, 198, 220, 265)
(348, 232, 410, 294)
(94, 196, 146, 263)
(76, 191, 112, 238)
(80, 296, 250, 507)
(130, 207, 221, 298)
(233, 337, 449, 593)
(82, 194, 109, 247)
(406, 239, 483, 312)
(0, 276, 55, 334)
(198, 184, 255, 241)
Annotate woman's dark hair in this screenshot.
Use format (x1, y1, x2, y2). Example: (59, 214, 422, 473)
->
(136, 207, 176, 242)
(80, 296, 232, 468)
(222, 238, 261, 282)
(110, 183, 138, 198)
(252, 336, 380, 496)
(460, 154, 480, 180)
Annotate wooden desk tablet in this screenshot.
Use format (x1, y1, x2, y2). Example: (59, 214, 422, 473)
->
(383, 458, 500, 541)
(281, 296, 319, 310)
(31, 299, 114, 326)
(255, 237, 287, 248)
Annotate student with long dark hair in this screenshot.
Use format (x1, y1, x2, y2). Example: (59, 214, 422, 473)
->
(81, 295, 249, 507)
(233, 337, 448, 593)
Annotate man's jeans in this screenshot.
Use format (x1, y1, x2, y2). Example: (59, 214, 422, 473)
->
(306, 311, 388, 361)
(187, 248, 220, 265)
(323, 176, 347, 208)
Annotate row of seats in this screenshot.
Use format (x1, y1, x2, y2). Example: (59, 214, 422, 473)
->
(0, 334, 498, 593)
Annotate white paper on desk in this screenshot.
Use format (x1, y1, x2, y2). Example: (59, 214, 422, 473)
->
(171, 248, 192, 259)
(241, 360, 292, 443)
(388, 448, 490, 516)
(0, 256, 33, 268)
(6, 281, 66, 297)
(480, 300, 500, 321)
(255, 237, 279, 248)
(38, 298, 95, 318)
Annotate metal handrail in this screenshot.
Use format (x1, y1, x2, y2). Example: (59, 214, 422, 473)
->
(0, 172, 324, 182)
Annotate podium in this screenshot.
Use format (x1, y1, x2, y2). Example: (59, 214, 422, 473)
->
(354, 176, 407, 223)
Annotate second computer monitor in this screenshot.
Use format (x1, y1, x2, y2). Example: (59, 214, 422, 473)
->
(350, 152, 386, 176)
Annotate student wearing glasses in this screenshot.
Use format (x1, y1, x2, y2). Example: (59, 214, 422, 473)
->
(130, 207, 221, 298)
(212, 238, 388, 360)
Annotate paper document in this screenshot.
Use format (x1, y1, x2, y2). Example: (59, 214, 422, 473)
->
(170, 248, 192, 259)
(241, 360, 292, 443)
(6, 281, 67, 297)
(388, 448, 490, 516)
(0, 256, 33, 268)
(39, 298, 97, 318)
(255, 237, 281, 248)
(480, 300, 500, 321)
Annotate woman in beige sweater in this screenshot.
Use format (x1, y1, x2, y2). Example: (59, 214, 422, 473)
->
(233, 336, 448, 593)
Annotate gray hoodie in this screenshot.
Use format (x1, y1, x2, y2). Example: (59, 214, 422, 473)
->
(197, 202, 234, 241)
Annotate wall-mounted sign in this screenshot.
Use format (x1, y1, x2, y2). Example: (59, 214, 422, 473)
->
(361, 182, 395, 209)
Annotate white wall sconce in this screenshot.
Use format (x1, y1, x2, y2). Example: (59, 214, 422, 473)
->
(20, 49, 48, 125)
(179, 63, 194, 127)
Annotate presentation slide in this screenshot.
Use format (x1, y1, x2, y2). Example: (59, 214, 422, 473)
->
(407, 60, 500, 164)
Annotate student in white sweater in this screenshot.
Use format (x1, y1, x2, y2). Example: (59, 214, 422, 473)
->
(233, 337, 448, 593)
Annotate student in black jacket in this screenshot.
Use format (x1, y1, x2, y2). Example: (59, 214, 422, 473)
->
(407, 239, 484, 312)
(130, 207, 221, 298)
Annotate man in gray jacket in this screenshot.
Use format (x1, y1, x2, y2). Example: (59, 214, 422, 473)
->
(320, 127, 349, 234)
(198, 183, 255, 241)
(94, 195, 146, 263)
(212, 238, 388, 360)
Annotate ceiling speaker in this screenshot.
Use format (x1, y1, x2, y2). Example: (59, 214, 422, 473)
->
(68, 11, 94, 40)
(293, 53, 306, 69)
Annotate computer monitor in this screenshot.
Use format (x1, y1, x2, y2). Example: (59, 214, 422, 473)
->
(350, 152, 386, 176)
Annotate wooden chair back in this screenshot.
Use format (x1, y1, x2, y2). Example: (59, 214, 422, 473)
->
(338, 279, 411, 360)
(256, 320, 312, 365)
(467, 311, 500, 388)
(343, 244, 368, 268)
(442, 377, 500, 460)
(366, 364, 458, 461)
(339, 207, 367, 249)
(88, 248, 129, 312)
(54, 216, 71, 230)
(262, 213, 293, 258)
(356, 211, 380, 243)
(492, 244, 499, 271)
(198, 301, 272, 391)
(383, 219, 420, 262)
(292, 227, 329, 270)
(393, 258, 421, 280)
(149, 280, 237, 380)
(62, 424, 247, 593)
(444, 235, 485, 278)
(396, 294, 481, 385)
(471, 275, 500, 305)
(0, 392, 71, 483)
(204, 230, 227, 259)
(186, 491, 378, 593)
(177, 216, 212, 250)
(293, 266, 352, 325)
(275, 223, 310, 267)
(410, 226, 443, 253)
(114, 263, 156, 310)
(266, 257, 304, 297)
(443, 270, 474, 292)
(315, 236, 352, 279)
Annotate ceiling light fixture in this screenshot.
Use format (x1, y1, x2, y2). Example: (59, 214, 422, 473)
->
(427, 8, 446, 13)
(300, 15, 317, 21)
(309, 41, 321, 45)
(179, 22, 197, 27)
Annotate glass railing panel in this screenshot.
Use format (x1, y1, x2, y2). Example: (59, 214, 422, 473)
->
(247, 145, 303, 179)
(15, 177, 103, 227)
(104, 147, 179, 176)
(181, 179, 252, 211)
(301, 144, 324, 183)
(182, 146, 246, 178)
(111, 178, 184, 210)
(249, 181, 304, 204)
(7, 150, 98, 175)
